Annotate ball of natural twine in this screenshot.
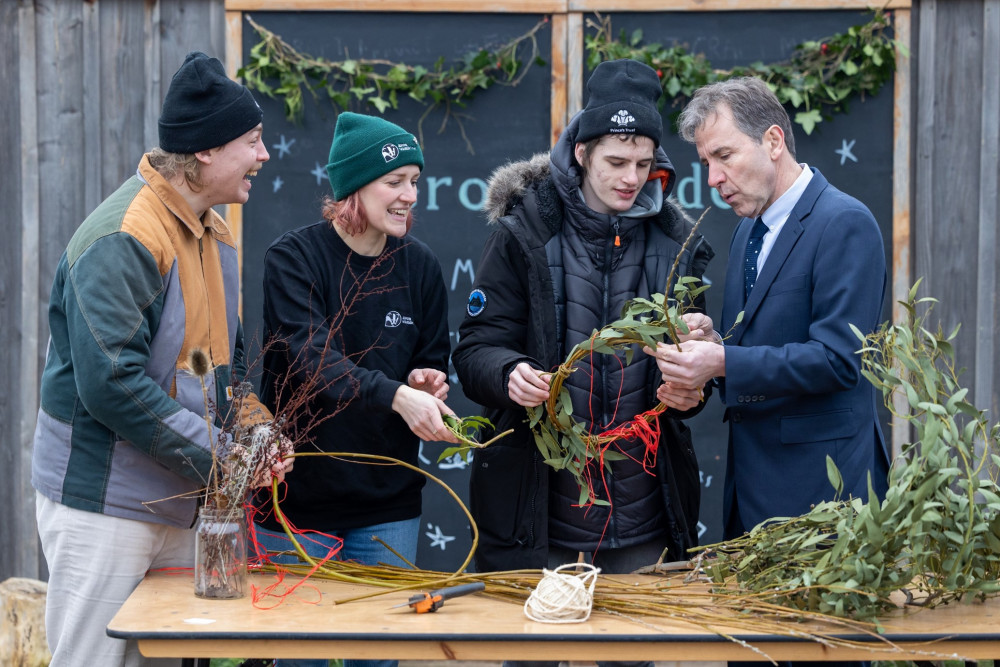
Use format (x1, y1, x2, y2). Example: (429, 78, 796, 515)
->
(523, 562, 600, 623)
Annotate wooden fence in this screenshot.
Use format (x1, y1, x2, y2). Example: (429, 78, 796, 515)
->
(2, 0, 997, 584)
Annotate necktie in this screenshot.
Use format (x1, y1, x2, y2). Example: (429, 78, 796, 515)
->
(744, 217, 768, 299)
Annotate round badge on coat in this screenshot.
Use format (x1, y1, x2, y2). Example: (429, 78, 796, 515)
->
(467, 288, 487, 317)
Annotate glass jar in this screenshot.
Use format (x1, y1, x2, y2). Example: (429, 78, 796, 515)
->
(194, 505, 247, 599)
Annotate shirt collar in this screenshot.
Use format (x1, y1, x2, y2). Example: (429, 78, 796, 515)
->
(759, 163, 813, 231)
(137, 154, 228, 239)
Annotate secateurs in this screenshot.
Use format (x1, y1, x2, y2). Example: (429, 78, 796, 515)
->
(391, 582, 486, 613)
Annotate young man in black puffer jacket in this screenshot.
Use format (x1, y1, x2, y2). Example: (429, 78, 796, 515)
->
(453, 62, 715, 659)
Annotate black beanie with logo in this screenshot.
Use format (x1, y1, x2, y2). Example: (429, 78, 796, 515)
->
(576, 59, 663, 147)
(158, 52, 263, 154)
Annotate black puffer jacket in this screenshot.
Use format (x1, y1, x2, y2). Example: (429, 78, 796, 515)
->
(453, 117, 714, 572)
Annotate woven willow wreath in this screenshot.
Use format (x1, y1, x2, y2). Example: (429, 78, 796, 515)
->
(526, 218, 708, 507)
(526, 280, 706, 507)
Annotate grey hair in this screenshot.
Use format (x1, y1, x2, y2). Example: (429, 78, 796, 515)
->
(677, 77, 796, 159)
(147, 148, 203, 190)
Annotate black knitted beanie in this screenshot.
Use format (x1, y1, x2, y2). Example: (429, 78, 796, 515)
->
(576, 59, 663, 147)
(158, 52, 263, 154)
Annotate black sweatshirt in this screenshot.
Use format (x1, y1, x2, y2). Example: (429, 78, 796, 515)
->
(255, 221, 450, 531)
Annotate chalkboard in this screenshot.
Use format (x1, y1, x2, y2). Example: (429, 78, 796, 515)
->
(239, 8, 894, 571)
(240, 11, 554, 573)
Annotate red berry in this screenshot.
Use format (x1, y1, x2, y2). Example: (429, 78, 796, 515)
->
(656, 69, 663, 78)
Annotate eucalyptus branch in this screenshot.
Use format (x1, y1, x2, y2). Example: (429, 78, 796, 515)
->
(692, 281, 1000, 619)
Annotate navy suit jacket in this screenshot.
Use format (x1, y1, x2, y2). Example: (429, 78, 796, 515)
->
(718, 167, 890, 537)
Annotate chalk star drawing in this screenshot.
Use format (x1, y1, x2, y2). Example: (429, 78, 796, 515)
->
(697, 521, 708, 538)
(272, 134, 296, 159)
(425, 523, 455, 550)
(272, 175, 283, 193)
(311, 162, 327, 185)
(417, 441, 431, 465)
(835, 138, 858, 165)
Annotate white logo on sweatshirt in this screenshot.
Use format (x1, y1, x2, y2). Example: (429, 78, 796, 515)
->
(385, 311, 414, 327)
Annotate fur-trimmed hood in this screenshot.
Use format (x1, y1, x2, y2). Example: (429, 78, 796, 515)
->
(482, 152, 552, 224)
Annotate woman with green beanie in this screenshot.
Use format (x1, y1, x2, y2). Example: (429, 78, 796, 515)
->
(253, 112, 458, 667)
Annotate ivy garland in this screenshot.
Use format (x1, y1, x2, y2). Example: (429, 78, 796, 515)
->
(238, 15, 549, 152)
(238, 9, 902, 141)
(586, 10, 902, 135)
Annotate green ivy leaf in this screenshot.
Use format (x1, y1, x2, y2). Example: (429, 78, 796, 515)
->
(841, 60, 860, 76)
(795, 108, 823, 134)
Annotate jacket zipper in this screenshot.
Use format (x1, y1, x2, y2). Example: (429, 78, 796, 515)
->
(198, 236, 213, 370)
(602, 219, 618, 546)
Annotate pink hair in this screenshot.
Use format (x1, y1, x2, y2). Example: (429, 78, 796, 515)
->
(321, 192, 414, 236)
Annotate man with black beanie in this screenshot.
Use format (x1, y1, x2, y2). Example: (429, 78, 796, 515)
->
(453, 59, 715, 667)
(31, 51, 291, 667)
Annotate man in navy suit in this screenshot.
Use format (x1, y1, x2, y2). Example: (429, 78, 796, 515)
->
(647, 76, 890, 543)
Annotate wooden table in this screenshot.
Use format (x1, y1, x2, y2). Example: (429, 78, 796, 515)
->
(108, 571, 1000, 662)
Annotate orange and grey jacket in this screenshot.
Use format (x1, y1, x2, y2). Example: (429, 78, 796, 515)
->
(31, 154, 270, 528)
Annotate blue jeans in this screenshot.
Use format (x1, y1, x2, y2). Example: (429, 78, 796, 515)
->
(254, 517, 420, 667)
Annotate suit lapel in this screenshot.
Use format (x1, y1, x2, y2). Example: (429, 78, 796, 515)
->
(727, 169, 828, 345)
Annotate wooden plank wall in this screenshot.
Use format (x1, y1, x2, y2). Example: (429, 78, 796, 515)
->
(2, 0, 998, 583)
(913, 0, 1000, 423)
(1, 0, 226, 583)
(2, 1, 29, 584)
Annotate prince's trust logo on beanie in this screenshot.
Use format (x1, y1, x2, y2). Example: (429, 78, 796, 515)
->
(326, 112, 425, 201)
(611, 110, 637, 129)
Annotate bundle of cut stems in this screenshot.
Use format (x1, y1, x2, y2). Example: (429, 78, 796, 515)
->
(253, 454, 943, 664)
(252, 554, 943, 663)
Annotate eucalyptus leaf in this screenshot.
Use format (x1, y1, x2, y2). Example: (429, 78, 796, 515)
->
(826, 456, 844, 497)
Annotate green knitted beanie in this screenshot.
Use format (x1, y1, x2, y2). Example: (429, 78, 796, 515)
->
(326, 112, 424, 201)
